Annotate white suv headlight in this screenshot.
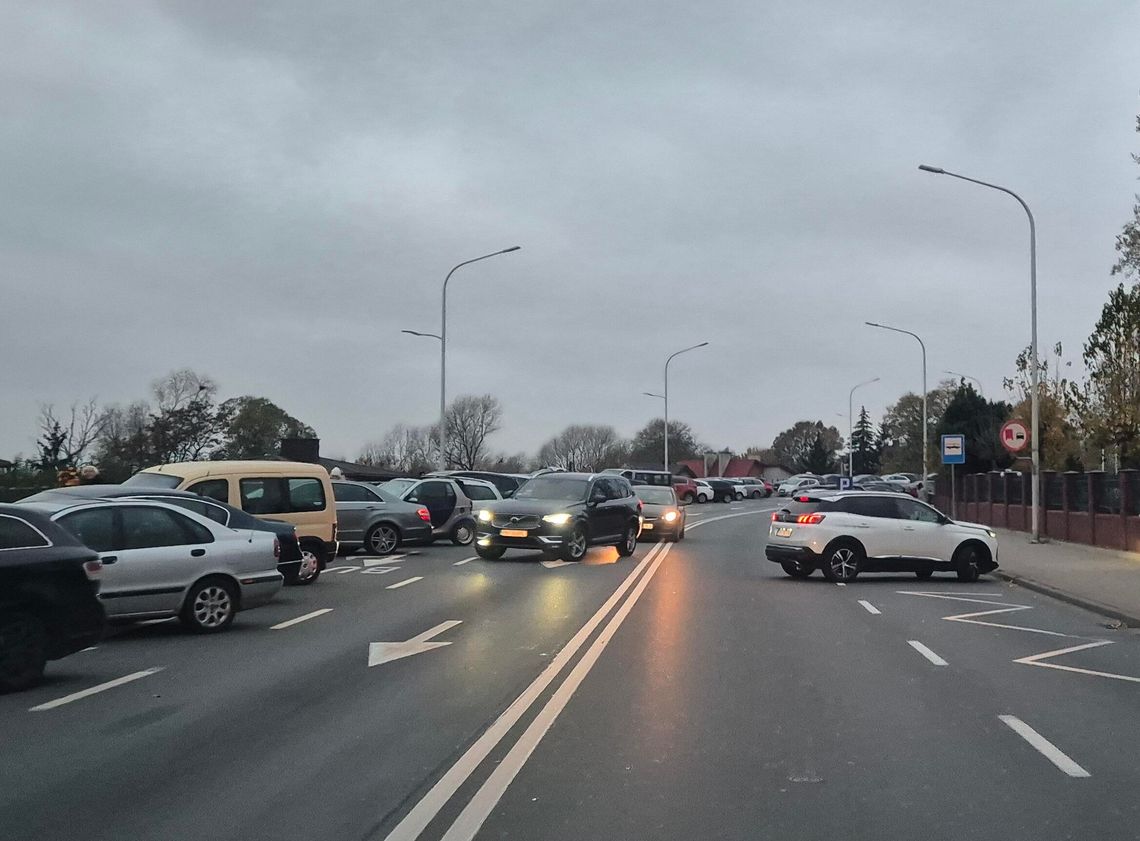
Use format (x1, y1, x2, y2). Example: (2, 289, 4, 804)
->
(986, 529, 997, 539)
(477, 509, 493, 523)
(542, 512, 572, 525)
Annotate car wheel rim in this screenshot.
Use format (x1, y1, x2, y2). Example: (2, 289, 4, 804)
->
(193, 586, 232, 628)
(831, 548, 856, 578)
(625, 529, 637, 553)
(370, 528, 397, 554)
(298, 549, 319, 581)
(568, 530, 586, 558)
(455, 525, 473, 544)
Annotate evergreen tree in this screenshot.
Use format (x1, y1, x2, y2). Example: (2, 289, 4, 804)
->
(849, 406, 880, 474)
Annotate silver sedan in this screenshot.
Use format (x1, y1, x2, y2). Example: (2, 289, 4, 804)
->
(22, 498, 282, 633)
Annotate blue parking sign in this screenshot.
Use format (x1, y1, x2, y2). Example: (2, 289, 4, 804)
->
(941, 434, 965, 465)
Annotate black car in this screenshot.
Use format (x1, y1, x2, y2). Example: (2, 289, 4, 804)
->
(703, 479, 738, 503)
(0, 504, 106, 692)
(473, 472, 642, 561)
(426, 470, 529, 498)
(18, 485, 312, 584)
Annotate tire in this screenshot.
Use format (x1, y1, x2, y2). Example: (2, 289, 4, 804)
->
(561, 524, 588, 562)
(720, 492, 733, 504)
(475, 544, 506, 560)
(735, 492, 745, 501)
(365, 523, 401, 555)
(954, 544, 983, 583)
(750, 490, 763, 499)
(697, 493, 709, 504)
(679, 524, 685, 540)
(780, 560, 813, 579)
(451, 520, 476, 546)
(915, 569, 934, 581)
(180, 577, 238, 633)
(820, 539, 863, 582)
(0, 611, 48, 693)
(287, 541, 324, 586)
(616, 522, 638, 557)
(681, 493, 695, 505)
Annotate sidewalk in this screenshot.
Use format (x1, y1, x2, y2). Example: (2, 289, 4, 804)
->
(994, 529, 1140, 626)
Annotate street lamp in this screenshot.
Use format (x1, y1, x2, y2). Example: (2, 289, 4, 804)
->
(943, 369, 984, 396)
(848, 377, 880, 477)
(920, 164, 1040, 540)
(662, 342, 709, 472)
(402, 329, 442, 341)
(642, 392, 665, 400)
(866, 321, 928, 488)
(438, 246, 521, 469)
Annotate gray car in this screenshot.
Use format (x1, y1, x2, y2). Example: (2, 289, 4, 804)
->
(331, 480, 434, 555)
(21, 498, 282, 633)
(378, 477, 477, 545)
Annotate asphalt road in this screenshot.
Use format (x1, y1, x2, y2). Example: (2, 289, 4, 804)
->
(4, 497, 1140, 840)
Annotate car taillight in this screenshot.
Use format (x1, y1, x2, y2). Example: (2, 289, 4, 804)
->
(273, 537, 281, 558)
(771, 512, 780, 521)
(83, 560, 103, 578)
(795, 495, 811, 502)
(417, 507, 432, 522)
(796, 513, 826, 525)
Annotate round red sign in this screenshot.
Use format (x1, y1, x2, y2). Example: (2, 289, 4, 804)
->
(1000, 419, 1029, 453)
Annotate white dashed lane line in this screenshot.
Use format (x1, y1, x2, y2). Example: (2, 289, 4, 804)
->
(387, 576, 424, 590)
(29, 667, 165, 712)
(999, 715, 1091, 778)
(454, 557, 476, 566)
(858, 600, 881, 615)
(907, 640, 948, 666)
(271, 609, 333, 630)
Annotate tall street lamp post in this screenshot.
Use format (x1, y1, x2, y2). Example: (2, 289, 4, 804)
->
(438, 246, 521, 469)
(919, 164, 1039, 540)
(662, 343, 708, 472)
(943, 370, 984, 397)
(848, 377, 880, 477)
(866, 322, 927, 489)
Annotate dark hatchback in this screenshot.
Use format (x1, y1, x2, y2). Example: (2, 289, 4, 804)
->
(19, 485, 312, 584)
(473, 473, 642, 561)
(0, 504, 105, 692)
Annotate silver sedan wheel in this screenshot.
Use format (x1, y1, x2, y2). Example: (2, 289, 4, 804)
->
(193, 585, 233, 629)
(566, 528, 587, 560)
(368, 526, 399, 554)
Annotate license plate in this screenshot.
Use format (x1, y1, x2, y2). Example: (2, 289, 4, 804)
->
(774, 527, 794, 538)
(642, 523, 654, 530)
(501, 529, 528, 538)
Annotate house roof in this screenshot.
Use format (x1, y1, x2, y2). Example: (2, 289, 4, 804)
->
(676, 457, 794, 478)
(318, 457, 402, 481)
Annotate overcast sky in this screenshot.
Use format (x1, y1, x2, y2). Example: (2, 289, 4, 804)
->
(3, 1, 1139, 464)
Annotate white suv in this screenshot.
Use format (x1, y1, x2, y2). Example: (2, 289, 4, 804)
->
(765, 491, 998, 582)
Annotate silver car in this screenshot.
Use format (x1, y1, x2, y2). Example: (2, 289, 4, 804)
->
(23, 498, 282, 633)
(378, 477, 477, 545)
(331, 480, 434, 555)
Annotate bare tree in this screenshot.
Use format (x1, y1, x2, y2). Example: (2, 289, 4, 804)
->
(444, 394, 502, 470)
(537, 424, 624, 472)
(360, 424, 436, 474)
(152, 369, 217, 412)
(38, 399, 107, 467)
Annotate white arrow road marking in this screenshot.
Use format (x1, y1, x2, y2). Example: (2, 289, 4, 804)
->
(999, 715, 1091, 777)
(29, 667, 164, 712)
(368, 620, 462, 668)
(363, 555, 405, 567)
(386, 576, 423, 589)
(541, 559, 577, 569)
(1014, 640, 1140, 684)
(361, 567, 399, 575)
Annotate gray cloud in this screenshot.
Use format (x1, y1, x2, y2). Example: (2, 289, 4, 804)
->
(2, 0, 1138, 461)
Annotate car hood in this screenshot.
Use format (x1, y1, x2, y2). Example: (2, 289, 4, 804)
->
(479, 499, 586, 517)
(953, 520, 995, 535)
(640, 503, 677, 516)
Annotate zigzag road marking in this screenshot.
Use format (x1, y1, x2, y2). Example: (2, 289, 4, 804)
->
(1013, 641, 1140, 684)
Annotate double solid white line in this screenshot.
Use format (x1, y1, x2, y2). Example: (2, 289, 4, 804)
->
(382, 541, 672, 841)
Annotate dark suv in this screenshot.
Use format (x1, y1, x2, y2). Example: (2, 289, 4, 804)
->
(473, 473, 642, 561)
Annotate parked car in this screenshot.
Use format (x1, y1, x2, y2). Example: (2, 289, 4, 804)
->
(473, 472, 642, 561)
(123, 460, 338, 575)
(20, 485, 313, 584)
(672, 476, 699, 505)
(0, 504, 106, 692)
(23, 498, 283, 632)
(424, 470, 529, 498)
(603, 468, 673, 487)
(331, 480, 433, 555)
(855, 481, 909, 494)
(853, 474, 882, 484)
(378, 477, 477, 545)
(693, 479, 715, 503)
(703, 478, 738, 503)
(777, 476, 820, 496)
(765, 490, 998, 582)
(452, 477, 503, 502)
(634, 486, 686, 541)
(728, 477, 769, 499)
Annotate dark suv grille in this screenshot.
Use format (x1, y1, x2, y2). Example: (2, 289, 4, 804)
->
(492, 514, 541, 529)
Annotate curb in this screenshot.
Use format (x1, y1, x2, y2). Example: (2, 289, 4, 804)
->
(994, 570, 1140, 628)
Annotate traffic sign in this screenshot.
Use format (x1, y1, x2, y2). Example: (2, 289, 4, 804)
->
(1000, 419, 1029, 453)
(941, 434, 965, 465)
(838, 476, 852, 490)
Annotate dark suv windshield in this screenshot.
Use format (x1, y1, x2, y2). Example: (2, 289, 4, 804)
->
(513, 477, 589, 501)
(122, 471, 183, 489)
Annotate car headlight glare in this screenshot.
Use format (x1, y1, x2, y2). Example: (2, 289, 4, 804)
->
(663, 510, 679, 522)
(986, 529, 996, 539)
(477, 509, 493, 523)
(543, 512, 573, 525)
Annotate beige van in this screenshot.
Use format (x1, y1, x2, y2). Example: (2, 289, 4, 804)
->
(123, 461, 338, 573)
